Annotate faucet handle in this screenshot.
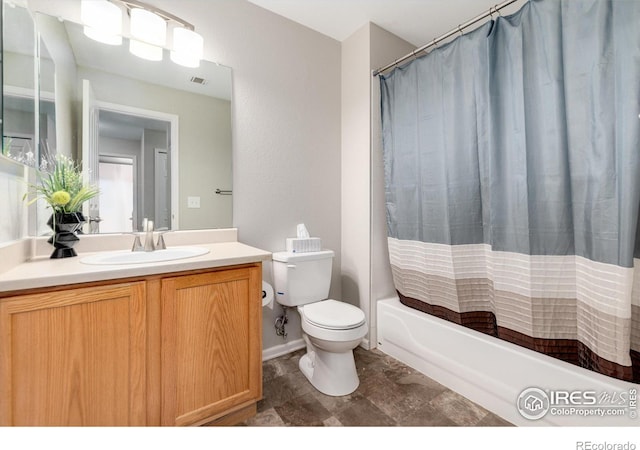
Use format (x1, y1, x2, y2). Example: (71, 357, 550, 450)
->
(156, 233, 167, 250)
(131, 233, 144, 252)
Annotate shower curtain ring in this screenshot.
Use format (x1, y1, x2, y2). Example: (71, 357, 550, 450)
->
(495, 5, 502, 16)
(458, 25, 463, 36)
(432, 38, 438, 48)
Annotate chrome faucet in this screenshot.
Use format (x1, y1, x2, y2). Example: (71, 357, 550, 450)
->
(131, 220, 171, 252)
(132, 218, 158, 252)
(144, 219, 155, 252)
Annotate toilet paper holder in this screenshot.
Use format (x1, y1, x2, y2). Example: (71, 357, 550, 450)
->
(262, 281, 275, 309)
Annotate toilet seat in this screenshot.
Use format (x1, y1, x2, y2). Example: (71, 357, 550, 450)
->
(301, 299, 365, 330)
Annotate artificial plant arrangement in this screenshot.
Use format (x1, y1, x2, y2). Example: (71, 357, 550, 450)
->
(25, 154, 98, 214)
(24, 154, 99, 258)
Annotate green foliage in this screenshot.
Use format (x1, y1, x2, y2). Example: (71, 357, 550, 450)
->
(24, 155, 99, 213)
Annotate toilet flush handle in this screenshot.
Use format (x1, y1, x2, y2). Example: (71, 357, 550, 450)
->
(287, 264, 297, 269)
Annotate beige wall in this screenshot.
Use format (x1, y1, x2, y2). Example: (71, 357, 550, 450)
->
(341, 23, 414, 348)
(341, 24, 373, 346)
(177, 97, 232, 230)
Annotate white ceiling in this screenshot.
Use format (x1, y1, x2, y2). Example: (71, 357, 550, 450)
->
(247, 0, 524, 46)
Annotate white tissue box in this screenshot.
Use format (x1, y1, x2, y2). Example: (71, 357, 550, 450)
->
(286, 237, 322, 253)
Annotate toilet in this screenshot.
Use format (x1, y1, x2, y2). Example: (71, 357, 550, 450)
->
(272, 250, 367, 396)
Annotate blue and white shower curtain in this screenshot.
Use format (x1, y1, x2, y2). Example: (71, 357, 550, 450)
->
(380, 0, 640, 382)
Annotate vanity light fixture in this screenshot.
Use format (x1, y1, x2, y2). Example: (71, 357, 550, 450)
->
(80, 0, 123, 46)
(171, 27, 204, 68)
(129, 7, 166, 61)
(80, 0, 205, 67)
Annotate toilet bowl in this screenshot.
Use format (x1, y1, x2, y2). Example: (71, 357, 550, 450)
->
(298, 300, 367, 396)
(272, 250, 367, 396)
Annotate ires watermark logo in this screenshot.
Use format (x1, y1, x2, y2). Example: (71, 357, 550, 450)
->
(517, 387, 638, 421)
(517, 387, 550, 420)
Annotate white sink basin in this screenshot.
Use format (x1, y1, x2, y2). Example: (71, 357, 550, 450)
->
(80, 246, 210, 265)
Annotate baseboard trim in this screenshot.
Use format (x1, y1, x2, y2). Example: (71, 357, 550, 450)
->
(262, 336, 372, 362)
(262, 338, 306, 361)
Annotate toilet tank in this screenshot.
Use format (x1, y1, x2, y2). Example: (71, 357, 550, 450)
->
(272, 250, 334, 307)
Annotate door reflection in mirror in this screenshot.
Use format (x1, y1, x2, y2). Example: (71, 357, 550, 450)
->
(98, 155, 135, 233)
(94, 108, 172, 234)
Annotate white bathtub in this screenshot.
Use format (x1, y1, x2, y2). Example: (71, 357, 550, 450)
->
(376, 297, 638, 426)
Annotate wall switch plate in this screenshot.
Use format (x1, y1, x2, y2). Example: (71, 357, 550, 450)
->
(187, 196, 201, 208)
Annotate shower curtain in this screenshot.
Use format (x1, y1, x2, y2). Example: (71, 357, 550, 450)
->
(380, 0, 640, 383)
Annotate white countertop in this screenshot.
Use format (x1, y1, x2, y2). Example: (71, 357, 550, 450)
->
(0, 241, 272, 293)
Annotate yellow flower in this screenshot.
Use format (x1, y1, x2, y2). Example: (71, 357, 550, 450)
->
(23, 154, 99, 213)
(51, 190, 71, 206)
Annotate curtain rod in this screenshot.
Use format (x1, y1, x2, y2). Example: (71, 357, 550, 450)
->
(372, 0, 520, 77)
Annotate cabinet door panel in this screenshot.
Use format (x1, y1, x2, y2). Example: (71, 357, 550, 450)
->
(0, 283, 147, 426)
(161, 266, 261, 426)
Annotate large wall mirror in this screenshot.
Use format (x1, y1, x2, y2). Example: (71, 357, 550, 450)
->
(2, 0, 233, 237)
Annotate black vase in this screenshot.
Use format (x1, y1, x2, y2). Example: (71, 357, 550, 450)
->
(47, 212, 86, 259)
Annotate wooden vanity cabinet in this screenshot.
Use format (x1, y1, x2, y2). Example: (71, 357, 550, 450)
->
(160, 265, 263, 426)
(0, 263, 263, 427)
(0, 282, 148, 426)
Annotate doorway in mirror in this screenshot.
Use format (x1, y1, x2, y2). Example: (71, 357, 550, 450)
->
(98, 155, 136, 233)
(85, 103, 176, 234)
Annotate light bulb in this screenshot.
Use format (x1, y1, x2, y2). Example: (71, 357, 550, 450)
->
(170, 27, 204, 68)
(81, 0, 122, 45)
(130, 8, 166, 46)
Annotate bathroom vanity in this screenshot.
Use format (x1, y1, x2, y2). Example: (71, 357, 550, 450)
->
(0, 230, 271, 426)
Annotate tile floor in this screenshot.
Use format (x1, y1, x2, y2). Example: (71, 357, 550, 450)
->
(238, 347, 514, 427)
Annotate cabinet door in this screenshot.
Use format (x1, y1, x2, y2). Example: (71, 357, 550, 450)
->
(161, 266, 262, 426)
(0, 282, 147, 426)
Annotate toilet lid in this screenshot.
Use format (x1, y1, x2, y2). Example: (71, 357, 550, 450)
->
(302, 299, 366, 330)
